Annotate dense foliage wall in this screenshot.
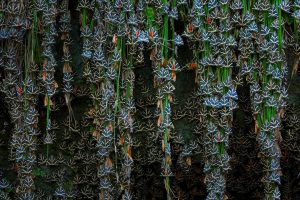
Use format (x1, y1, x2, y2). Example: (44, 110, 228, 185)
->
(0, 0, 300, 200)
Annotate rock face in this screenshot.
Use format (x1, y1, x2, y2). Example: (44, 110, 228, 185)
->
(289, 75, 300, 107)
(0, 0, 300, 199)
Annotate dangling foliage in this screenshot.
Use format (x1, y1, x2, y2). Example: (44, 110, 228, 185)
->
(0, 0, 299, 200)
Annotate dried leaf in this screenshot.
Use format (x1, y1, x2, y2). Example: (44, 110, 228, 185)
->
(44, 96, 53, 106)
(127, 147, 132, 158)
(275, 128, 282, 143)
(119, 136, 124, 145)
(42, 71, 47, 81)
(61, 34, 66, 41)
(42, 58, 48, 68)
(63, 42, 69, 54)
(186, 157, 192, 166)
(88, 108, 96, 116)
(292, 57, 299, 76)
(257, 152, 262, 158)
(53, 81, 58, 89)
(204, 175, 207, 184)
(168, 95, 172, 102)
(279, 108, 285, 118)
(157, 115, 163, 126)
(166, 155, 172, 165)
(113, 34, 118, 44)
(63, 62, 72, 73)
(157, 100, 162, 108)
(161, 58, 168, 67)
(189, 62, 197, 70)
(105, 158, 112, 167)
(108, 122, 113, 132)
(255, 120, 259, 134)
(150, 48, 156, 61)
(93, 130, 100, 139)
(172, 71, 176, 81)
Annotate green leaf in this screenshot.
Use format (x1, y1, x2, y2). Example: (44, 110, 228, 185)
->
(33, 167, 46, 177)
(145, 7, 154, 24)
